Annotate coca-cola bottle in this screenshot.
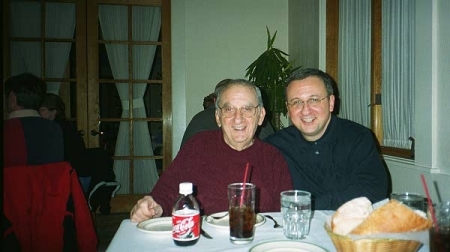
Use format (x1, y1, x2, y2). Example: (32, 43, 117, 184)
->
(172, 182, 200, 246)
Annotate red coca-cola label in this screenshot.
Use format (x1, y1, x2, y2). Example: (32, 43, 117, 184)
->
(172, 212, 200, 241)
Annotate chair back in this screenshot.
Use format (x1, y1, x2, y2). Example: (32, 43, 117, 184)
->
(3, 161, 98, 252)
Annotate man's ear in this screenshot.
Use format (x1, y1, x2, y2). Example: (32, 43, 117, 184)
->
(215, 109, 221, 127)
(257, 107, 266, 126)
(8, 92, 19, 110)
(285, 101, 291, 118)
(329, 94, 336, 113)
(9, 92, 17, 104)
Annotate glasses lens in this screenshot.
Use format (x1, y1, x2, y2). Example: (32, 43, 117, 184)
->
(241, 107, 253, 117)
(221, 106, 235, 117)
(221, 106, 258, 118)
(290, 100, 304, 109)
(308, 98, 319, 106)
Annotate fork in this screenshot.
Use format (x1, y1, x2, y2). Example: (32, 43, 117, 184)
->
(264, 215, 282, 228)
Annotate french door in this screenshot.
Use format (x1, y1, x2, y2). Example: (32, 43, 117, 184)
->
(85, 0, 172, 212)
(3, 0, 172, 213)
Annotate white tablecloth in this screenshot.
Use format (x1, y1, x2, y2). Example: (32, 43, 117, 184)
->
(106, 211, 429, 252)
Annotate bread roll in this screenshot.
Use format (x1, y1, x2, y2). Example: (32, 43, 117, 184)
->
(350, 199, 432, 235)
(331, 197, 373, 235)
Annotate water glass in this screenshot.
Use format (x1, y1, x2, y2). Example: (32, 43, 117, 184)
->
(390, 192, 425, 212)
(228, 183, 256, 245)
(280, 190, 311, 239)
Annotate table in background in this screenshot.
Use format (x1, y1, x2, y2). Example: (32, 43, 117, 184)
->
(106, 211, 430, 252)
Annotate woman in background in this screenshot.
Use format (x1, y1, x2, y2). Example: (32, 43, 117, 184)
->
(39, 93, 91, 189)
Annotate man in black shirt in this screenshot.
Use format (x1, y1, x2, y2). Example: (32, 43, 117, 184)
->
(265, 68, 389, 210)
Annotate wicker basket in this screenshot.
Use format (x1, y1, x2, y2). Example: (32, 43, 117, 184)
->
(324, 224, 422, 252)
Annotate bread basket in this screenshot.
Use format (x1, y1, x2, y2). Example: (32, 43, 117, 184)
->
(324, 224, 422, 252)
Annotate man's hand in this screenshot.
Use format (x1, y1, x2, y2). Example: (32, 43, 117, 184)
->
(130, 195, 163, 223)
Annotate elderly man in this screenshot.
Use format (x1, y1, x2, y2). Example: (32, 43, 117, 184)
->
(130, 79, 293, 222)
(265, 68, 389, 210)
(180, 79, 275, 147)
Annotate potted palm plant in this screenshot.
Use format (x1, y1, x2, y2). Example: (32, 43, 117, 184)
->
(245, 27, 300, 130)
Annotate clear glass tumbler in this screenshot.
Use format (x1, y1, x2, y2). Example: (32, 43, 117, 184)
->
(390, 192, 424, 211)
(280, 190, 311, 239)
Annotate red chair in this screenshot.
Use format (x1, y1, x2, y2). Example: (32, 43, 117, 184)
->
(3, 162, 98, 252)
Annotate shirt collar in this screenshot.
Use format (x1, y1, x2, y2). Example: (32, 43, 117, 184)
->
(7, 109, 41, 119)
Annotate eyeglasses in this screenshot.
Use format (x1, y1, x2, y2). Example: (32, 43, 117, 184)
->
(287, 96, 329, 109)
(218, 105, 260, 118)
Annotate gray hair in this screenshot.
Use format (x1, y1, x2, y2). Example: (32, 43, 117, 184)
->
(215, 79, 263, 108)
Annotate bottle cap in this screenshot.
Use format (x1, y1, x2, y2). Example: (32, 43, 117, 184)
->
(179, 182, 193, 195)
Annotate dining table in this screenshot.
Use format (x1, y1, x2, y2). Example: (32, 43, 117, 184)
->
(106, 210, 430, 252)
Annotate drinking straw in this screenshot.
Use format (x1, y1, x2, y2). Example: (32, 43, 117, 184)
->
(240, 163, 250, 207)
(420, 174, 439, 231)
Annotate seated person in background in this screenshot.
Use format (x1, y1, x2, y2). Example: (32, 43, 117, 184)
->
(265, 68, 389, 210)
(180, 79, 275, 147)
(39, 93, 90, 178)
(40, 93, 118, 213)
(202, 92, 216, 109)
(3, 73, 64, 167)
(130, 79, 293, 222)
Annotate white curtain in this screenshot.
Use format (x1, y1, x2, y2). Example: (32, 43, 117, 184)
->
(10, 2, 41, 76)
(381, 0, 415, 149)
(99, 5, 161, 194)
(338, 0, 372, 128)
(45, 3, 76, 94)
(9, 2, 75, 93)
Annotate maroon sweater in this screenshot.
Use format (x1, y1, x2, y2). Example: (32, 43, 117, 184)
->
(151, 130, 293, 216)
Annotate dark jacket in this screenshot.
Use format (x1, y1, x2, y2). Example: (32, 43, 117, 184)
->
(55, 119, 90, 177)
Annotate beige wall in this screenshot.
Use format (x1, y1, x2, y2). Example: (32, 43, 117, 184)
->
(172, 0, 289, 151)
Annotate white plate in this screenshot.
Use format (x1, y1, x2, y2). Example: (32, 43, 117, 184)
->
(249, 240, 329, 252)
(204, 211, 265, 229)
(136, 217, 172, 234)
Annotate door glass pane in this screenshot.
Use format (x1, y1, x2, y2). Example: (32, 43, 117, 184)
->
(131, 83, 147, 119)
(45, 2, 75, 39)
(99, 82, 122, 119)
(149, 46, 162, 80)
(10, 42, 41, 76)
(98, 4, 128, 41)
(131, 119, 159, 193)
(10, 1, 41, 38)
(132, 45, 160, 80)
(145, 84, 162, 118)
(99, 122, 120, 156)
(99, 44, 112, 79)
(149, 121, 163, 173)
(132, 6, 161, 42)
(100, 44, 129, 79)
(45, 42, 73, 78)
